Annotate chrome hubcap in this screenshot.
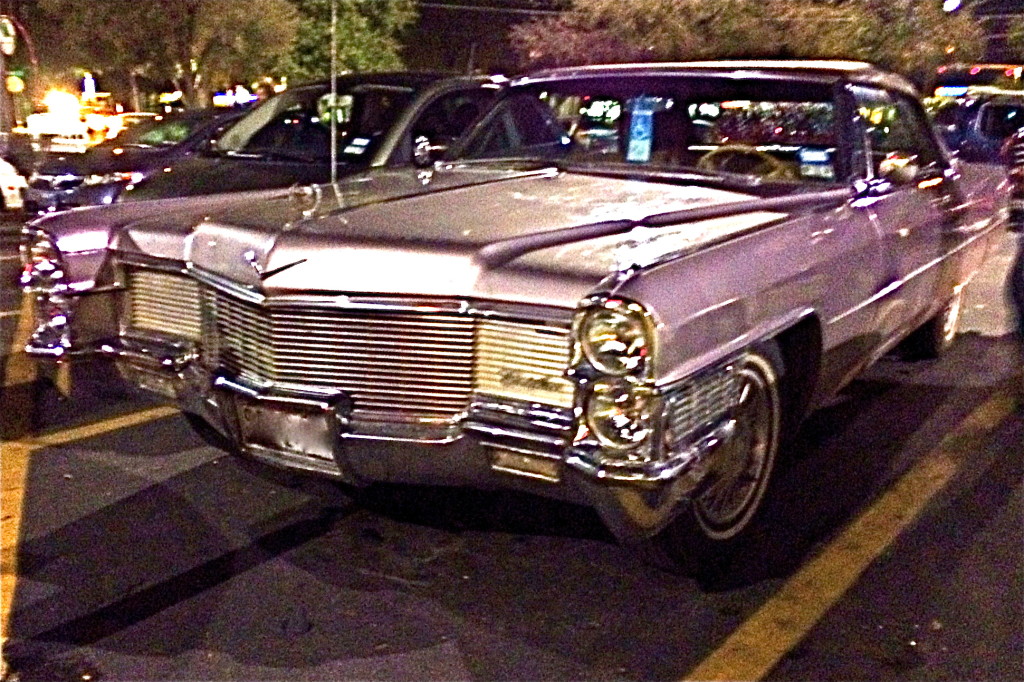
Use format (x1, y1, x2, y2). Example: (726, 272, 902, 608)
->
(694, 354, 780, 540)
(941, 289, 963, 344)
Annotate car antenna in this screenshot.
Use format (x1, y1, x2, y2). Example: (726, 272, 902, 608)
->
(329, 0, 340, 201)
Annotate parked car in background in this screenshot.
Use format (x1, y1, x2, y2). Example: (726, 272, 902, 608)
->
(0, 156, 26, 210)
(20, 61, 1007, 577)
(103, 111, 162, 140)
(22, 108, 245, 213)
(929, 87, 1024, 162)
(119, 72, 502, 202)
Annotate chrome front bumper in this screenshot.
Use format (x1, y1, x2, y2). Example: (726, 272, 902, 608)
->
(38, 334, 739, 543)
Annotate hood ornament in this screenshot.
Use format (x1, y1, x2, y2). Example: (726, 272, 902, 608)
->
(289, 183, 323, 218)
(243, 249, 307, 281)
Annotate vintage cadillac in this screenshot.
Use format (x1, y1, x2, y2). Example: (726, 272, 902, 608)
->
(21, 61, 1008, 575)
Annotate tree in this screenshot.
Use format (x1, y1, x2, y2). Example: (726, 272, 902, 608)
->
(39, 0, 300, 108)
(1006, 16, 1024, 64)
(279, 0, 418, 83)
(511, 0, 987, 87)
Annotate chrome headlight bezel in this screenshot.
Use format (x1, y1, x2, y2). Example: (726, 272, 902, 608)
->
(20, 226, 67, 292)
(584, 377, 660, 451)
(575, 298, 655, 377)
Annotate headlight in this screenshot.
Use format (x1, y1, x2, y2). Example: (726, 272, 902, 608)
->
(20, 228, 66, 290)
(585, 378, 657, 450)
(578, 299, 652, 376)
(83, 171, 143, 186)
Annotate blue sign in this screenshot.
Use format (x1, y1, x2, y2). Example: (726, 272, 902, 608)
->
(626, 98, 655, 162)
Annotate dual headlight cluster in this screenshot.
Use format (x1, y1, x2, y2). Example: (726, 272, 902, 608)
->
(575, 298, 659, 455)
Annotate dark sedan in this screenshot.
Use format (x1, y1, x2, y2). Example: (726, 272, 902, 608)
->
(118, 72, 502, 203)
(930, 89, 1024, 162)
(22, 108, 245, 213)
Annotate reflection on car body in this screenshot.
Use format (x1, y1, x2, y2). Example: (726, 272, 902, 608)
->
(928, 87, 1024, 162)
(21, 61, 1008, 577)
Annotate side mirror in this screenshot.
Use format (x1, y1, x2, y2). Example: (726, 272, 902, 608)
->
(878, 152, 920, 185)
(196, 136, 218, 156)
(412, 135, 448, 168)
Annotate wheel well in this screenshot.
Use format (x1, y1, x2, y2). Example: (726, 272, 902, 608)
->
(773, 315, 822, 434)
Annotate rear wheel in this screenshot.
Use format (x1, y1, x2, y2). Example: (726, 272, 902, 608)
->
(640, 344, 784, 579)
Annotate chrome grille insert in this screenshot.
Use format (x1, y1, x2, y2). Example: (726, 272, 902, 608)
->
(665, 364, 740, 450)
(474, 319, 574, 408)
(126, 269, 201, 340)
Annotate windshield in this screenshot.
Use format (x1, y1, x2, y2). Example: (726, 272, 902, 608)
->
(456, 76, 840, 184)
(114, 115, 213, 147)
(214, 82, 416, 162)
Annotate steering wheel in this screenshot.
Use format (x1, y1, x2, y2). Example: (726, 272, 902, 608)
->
(697, 144, 795, 179)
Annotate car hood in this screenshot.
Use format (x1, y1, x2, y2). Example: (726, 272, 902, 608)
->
(118, 155, 356, 201)
(37, 146, 172, 176)
(43, 165, 799, 309)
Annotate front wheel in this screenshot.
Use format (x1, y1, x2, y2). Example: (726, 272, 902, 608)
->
(905, 287, 963, 359)
(640, 345, 784, 579)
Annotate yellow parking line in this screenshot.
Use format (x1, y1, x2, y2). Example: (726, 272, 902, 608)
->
(685, 390, 1017, 682)
(1, 441, 32, 644)
(0, 406, 179, 642)
(2, 293, 36, 388)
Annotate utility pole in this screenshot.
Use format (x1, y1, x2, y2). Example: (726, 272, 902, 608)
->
(0, 14, 16, 157)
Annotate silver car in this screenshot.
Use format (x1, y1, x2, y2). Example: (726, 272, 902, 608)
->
(21, 61, 1007, 576)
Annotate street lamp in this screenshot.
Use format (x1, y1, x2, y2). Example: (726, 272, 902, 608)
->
(943, 0, 962, 11)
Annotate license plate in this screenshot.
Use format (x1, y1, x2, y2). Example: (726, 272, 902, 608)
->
(237, 401, 336, 461)
(120, 364, 177, 399)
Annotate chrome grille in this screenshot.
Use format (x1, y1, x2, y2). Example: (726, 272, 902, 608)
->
(201, 287, 476, 423)
(474, 319, 574, 408)
(126, 269, 201, 340)
(665, 364, 740, 449)
(124, 269, 575, 425)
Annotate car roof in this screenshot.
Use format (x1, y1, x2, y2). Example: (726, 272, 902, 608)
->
(291, 71, 492, 92)
(515, 60, 919, 98)
(160, 108, 239, 121)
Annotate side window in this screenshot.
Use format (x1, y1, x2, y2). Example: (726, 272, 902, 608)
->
(979, 103, 1024, 140)
(851, 85, 943, 178)
(411, 89, 494, 145)
(462, 92, 568, 158)
(245, 103, 330, 159)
